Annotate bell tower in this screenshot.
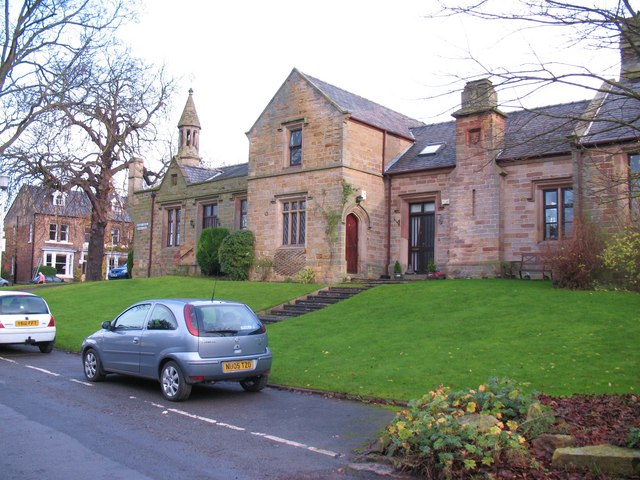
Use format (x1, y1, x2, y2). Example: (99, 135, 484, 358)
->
(177, 88, 202, 167)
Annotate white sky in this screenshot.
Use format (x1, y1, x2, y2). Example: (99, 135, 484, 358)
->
(120, 0, 623, 169)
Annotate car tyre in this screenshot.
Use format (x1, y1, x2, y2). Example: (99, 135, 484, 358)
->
(83, 348, 106, 381)
(161, 361, 192, 402)
(38, 341, 54, 353)
(240, 375, 268, 392)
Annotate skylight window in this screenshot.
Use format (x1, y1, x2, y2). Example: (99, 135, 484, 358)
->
(419, 143, 444, 155)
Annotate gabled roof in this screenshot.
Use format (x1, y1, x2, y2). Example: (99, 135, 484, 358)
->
(12, 185, 130, 222)
(248, 68, 424, 139)
(181, 163, 248, 185)
(301, 71, 425, 138)
(580, 79, 640, 145)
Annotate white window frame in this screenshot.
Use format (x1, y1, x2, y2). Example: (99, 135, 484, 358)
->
(43, 251, 74, 278)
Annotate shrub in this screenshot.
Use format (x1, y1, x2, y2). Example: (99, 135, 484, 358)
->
(38, 265, 57, 276)
(545, 217, 604, 290)
(384, 378, 532, 478)
(627, 427, 640, 449)
(127, 250, 133, 278)
(196, 227, 230, 276)
(253, 257, 273, 281)
(601, 225, 640, 291)
(219, 230, 254, 280)
(295, 267, 315, 284)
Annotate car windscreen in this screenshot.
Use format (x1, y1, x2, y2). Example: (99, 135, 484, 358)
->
(0, 295, 48, 314)
(194, 305, 262, 336)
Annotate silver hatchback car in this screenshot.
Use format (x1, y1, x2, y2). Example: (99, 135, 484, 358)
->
(81, 299, 272, 401)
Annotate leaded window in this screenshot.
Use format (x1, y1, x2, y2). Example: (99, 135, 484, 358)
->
(282, 199, 306, 246)
(203, 203, 219, 228)
(543, 187, 573, 240)
(167, 207, 181, 247)
(289, 128, 302, 166)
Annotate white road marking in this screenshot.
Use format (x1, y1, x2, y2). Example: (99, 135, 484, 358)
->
(149, 402, 341, 458)
(5, 358, 343, 460)
(25, 365, 60, 376)
(70, 378, 93, 386)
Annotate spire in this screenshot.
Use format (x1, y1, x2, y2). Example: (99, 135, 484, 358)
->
(177, 88, 202, 167)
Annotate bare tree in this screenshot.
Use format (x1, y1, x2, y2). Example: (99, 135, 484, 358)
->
(5, 45, 175, 281)
(432, 1, 640, 211)
(0, 0, 128, 157)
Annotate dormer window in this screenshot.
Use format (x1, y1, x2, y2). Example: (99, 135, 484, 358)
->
(418, 143, 445, 156)
(52, 191, 66, 207)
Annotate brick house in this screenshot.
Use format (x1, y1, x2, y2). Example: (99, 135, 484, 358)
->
(128, 52, 639, 282)
(3, 185, 132, 283)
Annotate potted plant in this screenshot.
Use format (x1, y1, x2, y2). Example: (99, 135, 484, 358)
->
(393, 261, 403, 280)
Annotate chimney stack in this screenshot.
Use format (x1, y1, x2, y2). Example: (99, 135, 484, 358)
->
(620, 17, 640, 81)
(452, 79, 498, 118)
(128, 157, 145, 198)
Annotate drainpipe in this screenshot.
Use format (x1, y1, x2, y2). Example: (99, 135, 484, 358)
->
(385, 175, 392, 278)
(147, 191, 156, 278)
(30, 213, 36, 282)
(382, 130, 391, 278)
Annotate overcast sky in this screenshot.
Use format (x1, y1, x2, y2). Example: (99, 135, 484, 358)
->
(120, 0, 622, 169)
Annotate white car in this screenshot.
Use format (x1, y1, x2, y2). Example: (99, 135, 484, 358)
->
(0, 291, 56, 353)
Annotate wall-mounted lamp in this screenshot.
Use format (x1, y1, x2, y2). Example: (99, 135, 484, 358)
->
(355, 195, 364, 204)
(190, 219, 195, 228)
(0, 175, 9, 191)
(438, 214, 444, 225)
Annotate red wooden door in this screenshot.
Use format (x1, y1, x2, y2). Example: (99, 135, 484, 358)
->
(346, 214, 358, 274)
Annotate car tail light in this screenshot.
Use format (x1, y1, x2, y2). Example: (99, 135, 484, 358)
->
(184, 304, 199, 336)
(47, 315, 55, 327)
(0, 321, 4, 328)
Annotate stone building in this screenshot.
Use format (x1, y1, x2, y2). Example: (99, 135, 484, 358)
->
(128, 58, 639, 282)
(3, 185, 132, 283)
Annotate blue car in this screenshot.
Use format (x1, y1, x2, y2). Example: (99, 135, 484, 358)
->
(108, 265, 128, 280)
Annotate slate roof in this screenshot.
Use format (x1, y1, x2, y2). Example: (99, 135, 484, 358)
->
(385, 121, 456, 174)
(497, 100, 592, 161)
(19, 185, 130, 222)
(580, 79, 640, 145)
(386, 100, 594, 174)
(302, 71, 425, 138)
(181, 163, 248, 185)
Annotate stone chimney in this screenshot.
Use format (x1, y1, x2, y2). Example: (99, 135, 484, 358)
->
(128, 157, 145, 198)
(177, 88, 202, 167)
(452, 79, 498, 118)
(620, 18, 640, 81)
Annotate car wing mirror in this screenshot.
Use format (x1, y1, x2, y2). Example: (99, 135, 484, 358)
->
(101, 321, 113, 330)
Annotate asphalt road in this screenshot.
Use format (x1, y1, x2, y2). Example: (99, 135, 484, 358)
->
(0, 345, 399, 480)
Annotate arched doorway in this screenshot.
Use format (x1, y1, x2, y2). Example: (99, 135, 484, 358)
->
(345, 213, 358, 274)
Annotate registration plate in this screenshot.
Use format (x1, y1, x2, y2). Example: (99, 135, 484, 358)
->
(223, 360, 254, 372)
(15, 320, 38, 327)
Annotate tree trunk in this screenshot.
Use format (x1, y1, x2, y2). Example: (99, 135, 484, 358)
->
(86, 209, 107, 281)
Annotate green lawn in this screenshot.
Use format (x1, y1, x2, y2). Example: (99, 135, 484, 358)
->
(25, 277, 639, 401)
(27, 276, 322, 352)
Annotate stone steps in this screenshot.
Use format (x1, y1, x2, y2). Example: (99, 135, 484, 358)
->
(258, 285, 373, 324)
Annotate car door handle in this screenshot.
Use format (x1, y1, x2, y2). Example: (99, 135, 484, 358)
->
(132, 337, 140, 344)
